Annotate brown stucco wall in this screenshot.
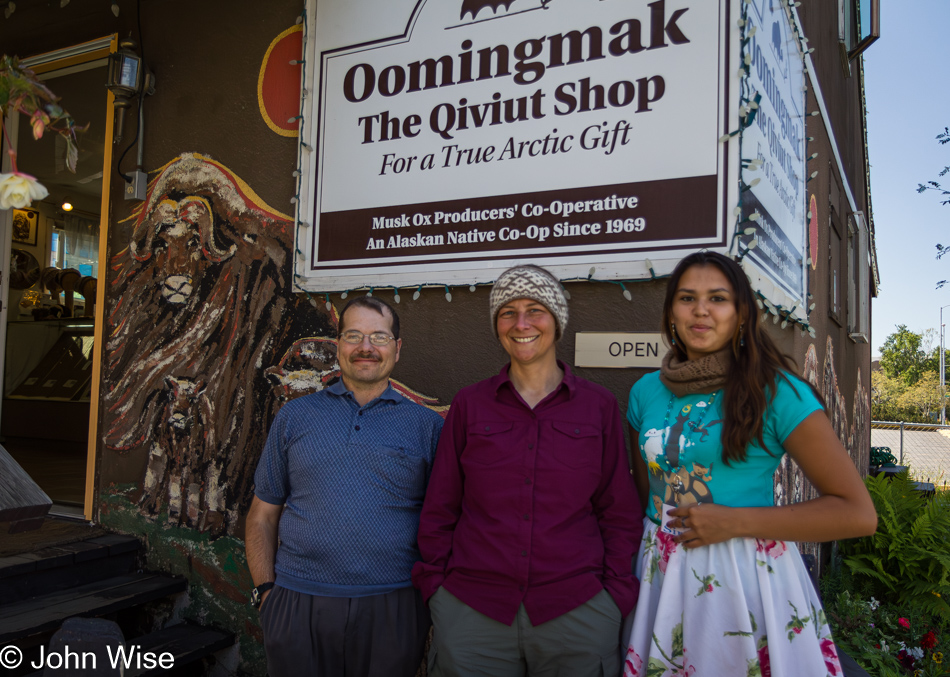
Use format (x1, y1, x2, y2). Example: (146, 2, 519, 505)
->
(395, 280, 669, 408)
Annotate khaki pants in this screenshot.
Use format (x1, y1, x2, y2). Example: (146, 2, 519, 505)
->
(428, 587, 622, 677)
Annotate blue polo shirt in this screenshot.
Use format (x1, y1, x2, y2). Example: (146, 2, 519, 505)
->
(254, 379, 444, 597)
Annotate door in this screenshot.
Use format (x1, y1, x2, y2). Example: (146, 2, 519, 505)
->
(0, 37, 115, 520)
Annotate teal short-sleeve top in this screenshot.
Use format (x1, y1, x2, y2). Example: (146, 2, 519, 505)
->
(627, 371, 823, 524)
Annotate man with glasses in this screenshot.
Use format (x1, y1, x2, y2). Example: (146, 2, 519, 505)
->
(246, 297, 444, 677)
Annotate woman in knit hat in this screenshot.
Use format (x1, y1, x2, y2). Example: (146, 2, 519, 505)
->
(412, 264, 643, 677)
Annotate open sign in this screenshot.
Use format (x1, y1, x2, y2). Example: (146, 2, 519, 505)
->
(574, 332, 665, 369)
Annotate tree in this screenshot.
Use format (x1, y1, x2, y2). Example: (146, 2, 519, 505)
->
(924, 345, 950, 384)
(875, 327, 950, 423)
(898, 371, 943, 423)
(872, 370, 944, 424)
(919, 127, 950, 287)
(880, 325, 929, 385)
(871, 370, 907, 422)
(919, 127, 950, 208)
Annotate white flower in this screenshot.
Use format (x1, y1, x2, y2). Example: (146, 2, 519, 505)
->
(868, 597, 880, 611)
(0, 172, 49, 209)
(910, 647, 924, 660)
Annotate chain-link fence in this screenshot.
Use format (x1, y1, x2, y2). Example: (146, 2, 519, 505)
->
(871, 421, 950, 488)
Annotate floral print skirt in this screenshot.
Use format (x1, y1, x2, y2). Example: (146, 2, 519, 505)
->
(623, 519, 842, 677)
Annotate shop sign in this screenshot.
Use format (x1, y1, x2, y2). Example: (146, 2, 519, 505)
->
(737, 0, 807, 304)
(297, 0, 740, 291)
(574, 332, 664, 369)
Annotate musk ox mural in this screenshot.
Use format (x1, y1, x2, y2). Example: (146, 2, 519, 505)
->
(773, 336, 870, 558)
(103, 153, 333, 537)
(103, 154, 369, 537)
(104, 153, 445, 537)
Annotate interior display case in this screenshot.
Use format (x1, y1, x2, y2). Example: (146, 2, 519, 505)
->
(2, 318, 94, 442)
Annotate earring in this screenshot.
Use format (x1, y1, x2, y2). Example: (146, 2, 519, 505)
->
(739, 323, 745, 347)
(670, 323, 677, 346)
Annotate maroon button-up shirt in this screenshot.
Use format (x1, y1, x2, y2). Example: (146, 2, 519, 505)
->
(412, 363, 643, 626)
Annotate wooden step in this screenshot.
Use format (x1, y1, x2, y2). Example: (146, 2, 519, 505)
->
(125, 622, 235, 677)
(0, 535, 139, 577)
(0, 573, 187, 643)
(0, 535, 141, 605)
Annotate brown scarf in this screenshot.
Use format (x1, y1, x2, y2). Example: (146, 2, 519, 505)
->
(659, 347, 733, 396)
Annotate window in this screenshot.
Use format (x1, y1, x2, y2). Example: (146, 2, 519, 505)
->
(839, 0, 880, 64)
(829, 215, 842, 326)
(847, 217, 856, 330)
(848, 212, 870, 342)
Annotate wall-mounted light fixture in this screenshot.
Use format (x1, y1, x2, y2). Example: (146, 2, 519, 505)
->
(106, 37, 150, 142)
(106, 37, 156, 201)
(106, 43, 141, 98)
(60, 196, 73, 211)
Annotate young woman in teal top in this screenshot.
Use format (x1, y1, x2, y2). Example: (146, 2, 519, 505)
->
(623, 251, 877, 677)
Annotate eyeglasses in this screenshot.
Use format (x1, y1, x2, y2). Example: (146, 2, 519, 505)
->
(338, 330, 396, 346)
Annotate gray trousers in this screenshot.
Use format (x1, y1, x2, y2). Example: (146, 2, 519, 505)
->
(259, 585, 430, 677)
(427, 587, 622, 677)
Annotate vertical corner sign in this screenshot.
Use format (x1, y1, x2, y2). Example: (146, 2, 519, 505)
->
(737, 0, 807, 308)
(297, 0, 740, 292)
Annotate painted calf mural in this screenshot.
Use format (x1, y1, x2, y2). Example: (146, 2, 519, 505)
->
(103, 154, 328, 537)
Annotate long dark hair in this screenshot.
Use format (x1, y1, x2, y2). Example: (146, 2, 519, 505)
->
(661, 251, 804, 464)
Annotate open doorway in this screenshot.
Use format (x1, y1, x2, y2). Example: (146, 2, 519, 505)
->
(1, 38, 114, 519)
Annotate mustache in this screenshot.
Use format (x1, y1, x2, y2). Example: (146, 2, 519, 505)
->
(351, 352, 381, 361)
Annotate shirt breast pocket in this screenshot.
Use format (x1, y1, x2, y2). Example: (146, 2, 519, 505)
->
(463, 421, 515, 466)
(549, 421, 602, 469)
(373, 446, 428, 498)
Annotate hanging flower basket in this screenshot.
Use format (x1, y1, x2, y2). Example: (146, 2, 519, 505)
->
(0, 54, 85, 209)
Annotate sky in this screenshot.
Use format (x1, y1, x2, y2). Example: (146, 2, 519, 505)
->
(865, 0, 950, 357)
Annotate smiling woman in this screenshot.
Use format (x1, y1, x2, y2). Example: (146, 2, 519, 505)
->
(412, 264, 643, 677)
(490, 265, 569, 406)
(496, 299, 558, 381)
(669, 264, 742, 361)
(622, 251, 877, 677)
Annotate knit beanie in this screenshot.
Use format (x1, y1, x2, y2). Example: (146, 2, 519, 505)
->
(489, 265, 569, 339)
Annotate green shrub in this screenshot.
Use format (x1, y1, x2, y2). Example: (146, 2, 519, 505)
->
(840, 472, 950, 620)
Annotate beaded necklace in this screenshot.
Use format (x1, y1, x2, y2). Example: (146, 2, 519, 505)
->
(661, 390, 719, 468)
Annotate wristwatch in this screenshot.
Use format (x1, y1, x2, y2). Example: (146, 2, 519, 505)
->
(251, 582, 275, 608)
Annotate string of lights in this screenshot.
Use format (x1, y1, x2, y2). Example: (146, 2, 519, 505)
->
(724, 0, 818, 339)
